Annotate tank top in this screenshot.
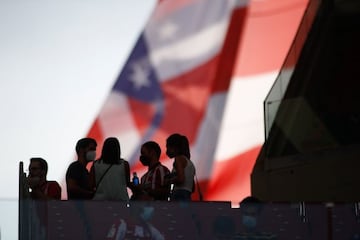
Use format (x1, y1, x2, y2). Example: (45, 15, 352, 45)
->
(173, 156, 195, 192)
(93, 159, 129, 201)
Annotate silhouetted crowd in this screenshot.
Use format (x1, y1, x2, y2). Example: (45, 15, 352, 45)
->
(27, 133, 196, 202)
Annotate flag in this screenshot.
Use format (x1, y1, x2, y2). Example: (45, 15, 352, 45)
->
(87, 0, 249, 201)
(206, 0, 309, 203)
(87, 0, 309, 204)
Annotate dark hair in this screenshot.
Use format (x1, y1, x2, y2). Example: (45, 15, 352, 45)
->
(75, 138, 97, 154)
(30, 157, 48, 175)
(239, 196, 263, 213)
(142, 141, 161, 159)
(101, 137, 121, 164)
(166, 133, 191, 159)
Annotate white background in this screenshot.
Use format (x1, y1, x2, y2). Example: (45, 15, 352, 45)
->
(0, 1, 156, 238)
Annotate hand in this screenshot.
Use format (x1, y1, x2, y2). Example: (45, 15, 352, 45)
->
(28, 176, 40, 189)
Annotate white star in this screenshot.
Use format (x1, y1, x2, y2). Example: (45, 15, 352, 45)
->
(158, 21, 178, 41)
(129, 61, 150, 90)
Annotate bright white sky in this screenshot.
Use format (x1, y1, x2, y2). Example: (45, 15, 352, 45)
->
(0, 1, 156, 238)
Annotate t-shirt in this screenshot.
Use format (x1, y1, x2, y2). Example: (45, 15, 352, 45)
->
(93, 159, 129, 201)
(66, 161, 92, 199)
(30, 181, 61, 200)
(141, 163, 170, 200)
(43, 181, 61, 199)
(172, 157, 195, 192)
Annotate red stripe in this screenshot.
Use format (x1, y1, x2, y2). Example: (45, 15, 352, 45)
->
(205, 145, 261, 203)
(87, 118, 105, 170)
(234, 0, 308, 77)
(211, 6, 248, 93)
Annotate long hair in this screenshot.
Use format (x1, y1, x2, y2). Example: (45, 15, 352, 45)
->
(100, 137, 121, 164)
(166, 133, 191, 159)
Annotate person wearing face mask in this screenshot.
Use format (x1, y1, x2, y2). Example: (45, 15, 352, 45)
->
(165, 133, 196, 202)
(90, 137, 130, 201)
(131, 141, 171, 201)
(28, 157, 61, 200)
(66, 137, 97, 199)
(237, 196, 277, 240)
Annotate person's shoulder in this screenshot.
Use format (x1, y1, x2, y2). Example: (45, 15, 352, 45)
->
(121, 159, 130, 166)
(68, 161, 81, 168)
(175, 155, 187, 163)
(47, 180, 61, 186)
(47, 180, 61, 189)
(159, 163, 170, 172)
(66, 161, 83, 176)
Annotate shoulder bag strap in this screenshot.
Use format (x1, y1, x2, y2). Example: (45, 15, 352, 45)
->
(95, 164, 113, 191)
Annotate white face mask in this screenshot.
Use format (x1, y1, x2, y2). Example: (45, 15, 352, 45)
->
(86, 150, 96, 162)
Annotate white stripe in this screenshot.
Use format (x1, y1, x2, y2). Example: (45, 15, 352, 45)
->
(99, 91, 141, 159)
(191, 92, 227, 179)
(214, 71, 278, 162)
(191, 72, 275, 178)
(148, 20, 229, 81)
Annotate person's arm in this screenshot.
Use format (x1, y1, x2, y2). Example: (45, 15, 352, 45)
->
(29, 181, 61, 200)
(67, 178, 94, 199)
(66, 164, 94, 199)
(47, 181, 62, 199)
(145, 168, 171, 199)
(173, 156, 186, 185)
(124, 160, 131, 188)
(89, 164, 96, 191)
(30, 187, 50, 200)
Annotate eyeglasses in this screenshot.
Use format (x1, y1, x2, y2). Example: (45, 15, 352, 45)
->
(29, 167, 41, 171)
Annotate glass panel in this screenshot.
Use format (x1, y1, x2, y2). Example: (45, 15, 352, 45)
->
(264, 0, 322, 139)
(0, 199, 18, 240)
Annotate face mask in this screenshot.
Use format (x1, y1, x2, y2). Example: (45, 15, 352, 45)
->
(166, 150, 175, 159)
(140, 155, 150, 166)
(86, 150, 96, 162)
(140, 206, 154, 221)
(242, 215, 257, 229)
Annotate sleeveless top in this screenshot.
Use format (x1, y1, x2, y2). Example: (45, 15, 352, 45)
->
(172, 156, 195, 192)
(93, 159, 129, 201)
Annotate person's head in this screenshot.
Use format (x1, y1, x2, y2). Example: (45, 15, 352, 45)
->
(75, 138, 97, 163)
(101, 137, 121, 164)
(239, 196, 262, 230)
(166, 133, 190, 159)
(140, 141, 161, 167)
(29, 158, 48, 180)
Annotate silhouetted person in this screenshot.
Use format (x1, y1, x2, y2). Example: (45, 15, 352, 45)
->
(65, 138, 97, 239)
(237, 196, 277, 239)
(28, 157, 61, 200)
(131, 141, 171, 201)
(90, 137, 130, 201)
(66, 137, 97, 199)
(27, 158, 61, 239)
(165, 133, 195, 201)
